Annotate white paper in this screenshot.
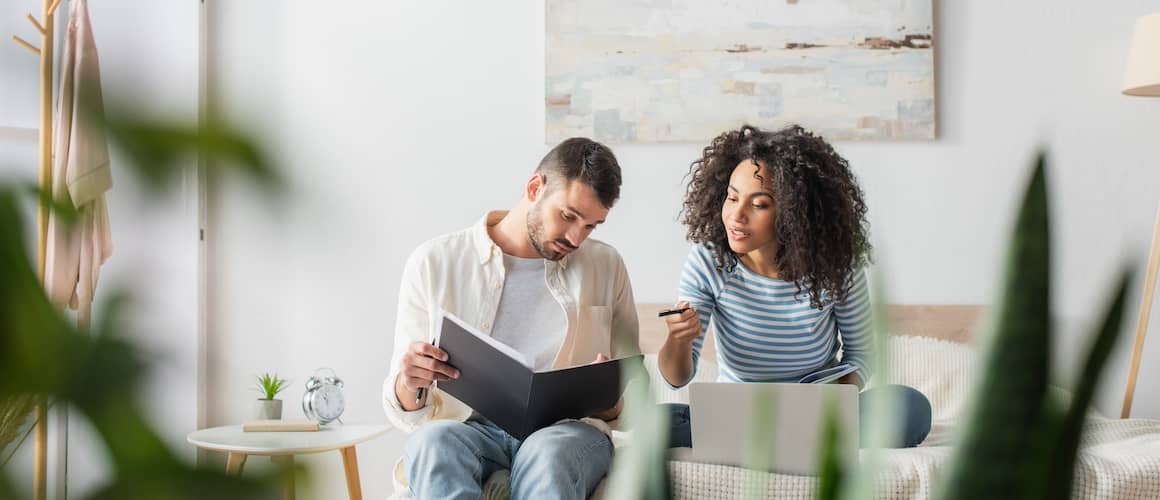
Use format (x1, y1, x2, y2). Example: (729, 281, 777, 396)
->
(797, 363, 859, 384)
(438, 309, 531, 369)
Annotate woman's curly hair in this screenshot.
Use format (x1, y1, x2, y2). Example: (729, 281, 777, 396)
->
(681, 124, 872, 309)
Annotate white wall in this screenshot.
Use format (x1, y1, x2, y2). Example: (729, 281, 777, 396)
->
(1, 0, 201, 498)
(0, 0, 45, 490)
(185, 0, 1160, 499)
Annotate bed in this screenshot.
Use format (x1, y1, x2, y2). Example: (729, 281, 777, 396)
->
(633, 304, 1160, 500)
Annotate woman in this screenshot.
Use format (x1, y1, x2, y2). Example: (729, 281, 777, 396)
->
(659, 124, 931, 449)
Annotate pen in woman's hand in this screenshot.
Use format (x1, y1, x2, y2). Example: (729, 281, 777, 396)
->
(658, 307, 690, 318)
(415, 338, 436, 404)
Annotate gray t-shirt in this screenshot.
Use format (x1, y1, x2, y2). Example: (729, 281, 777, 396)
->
(490, 254, 567, 371)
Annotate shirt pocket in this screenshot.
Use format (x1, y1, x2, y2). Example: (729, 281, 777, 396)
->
(574, 305, 612, 360)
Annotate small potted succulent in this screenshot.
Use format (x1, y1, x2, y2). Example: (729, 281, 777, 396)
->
(254, 372, 290, 420)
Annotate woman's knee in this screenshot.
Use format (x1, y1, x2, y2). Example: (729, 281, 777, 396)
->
(861, 385, 932, 447)
(900, 386, 932, 446)
(882, 385, 931, 447)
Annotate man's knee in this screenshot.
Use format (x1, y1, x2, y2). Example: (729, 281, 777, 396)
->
(404, 420, 477, 464)
(509, 423, 610, 499)
(514, 423, 611, 473)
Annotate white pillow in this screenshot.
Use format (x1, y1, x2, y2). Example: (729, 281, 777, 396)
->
(883, 336, 979, 445)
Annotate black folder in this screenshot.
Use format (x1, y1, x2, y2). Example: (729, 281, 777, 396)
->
(434, 312, 643, 440)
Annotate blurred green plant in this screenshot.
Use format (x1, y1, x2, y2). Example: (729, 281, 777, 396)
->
(255, 373, 289, 401)
(0, 396, 37, 467)
(935, 154, 1130, 500)
(842, 153, 1128, 500)
(101, 105, 283, 198)
(743, 385, 776, 499)
(602, 341, 671, 500)
(0, 103, 287, 499)
(815, 402, 845, 500)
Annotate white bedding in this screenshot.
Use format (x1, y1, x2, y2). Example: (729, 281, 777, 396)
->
(651, 336, 1160, 500)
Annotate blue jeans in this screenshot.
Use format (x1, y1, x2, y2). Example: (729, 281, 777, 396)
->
(403, 416, 613, 500)
(665, 384, 932, 449)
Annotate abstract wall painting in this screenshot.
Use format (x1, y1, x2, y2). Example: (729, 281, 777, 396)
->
(546, 0, 935, 143)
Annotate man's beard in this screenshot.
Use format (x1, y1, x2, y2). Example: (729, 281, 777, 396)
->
(526, 206, 567, 261)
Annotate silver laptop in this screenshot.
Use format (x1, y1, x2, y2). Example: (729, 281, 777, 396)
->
(686, 382, 859, 475)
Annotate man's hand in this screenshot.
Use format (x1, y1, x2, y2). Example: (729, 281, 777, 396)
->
(664, 302, 702, 345)
(592, 398, 623, 421)
(395, 340, 460, 410)
(589, 353, 623, 421)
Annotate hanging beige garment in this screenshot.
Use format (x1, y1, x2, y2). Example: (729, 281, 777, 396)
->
(44, 0, 113, 327)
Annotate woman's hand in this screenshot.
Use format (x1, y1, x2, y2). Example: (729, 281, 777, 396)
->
(664, 302, 702, 345)
(657, 303, 702, 388)
(836, 372, 863, 389)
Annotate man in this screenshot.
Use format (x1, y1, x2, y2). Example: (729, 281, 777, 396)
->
(383, 138, 640, 499)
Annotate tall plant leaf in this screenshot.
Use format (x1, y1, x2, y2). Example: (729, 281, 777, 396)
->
(1042, 271, 1130, 499)
(602, 359, 671, 500)
(815, 400, 846, 500)
(937, 153, 1051, 500)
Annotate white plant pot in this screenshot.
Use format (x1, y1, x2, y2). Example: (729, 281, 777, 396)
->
(255, 399, 283, 420)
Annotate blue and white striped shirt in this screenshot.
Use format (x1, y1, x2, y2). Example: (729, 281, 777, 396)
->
(676, 244, 873, 387)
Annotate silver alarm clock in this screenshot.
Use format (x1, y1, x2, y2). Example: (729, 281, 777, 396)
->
(302, 367, 345, 425)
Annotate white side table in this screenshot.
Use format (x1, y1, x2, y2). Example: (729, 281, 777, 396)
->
(187, 423, 391, 500)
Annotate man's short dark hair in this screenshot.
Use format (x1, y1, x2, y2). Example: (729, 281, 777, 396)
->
(535, 138, 622, 209)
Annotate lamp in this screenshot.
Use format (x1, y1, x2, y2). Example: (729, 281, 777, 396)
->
(1124, 13, 1160, 97)
(1120, 12, 1160, 418)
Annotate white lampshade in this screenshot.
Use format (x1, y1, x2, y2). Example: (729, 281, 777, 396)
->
(1124, 13, 1160, 96)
